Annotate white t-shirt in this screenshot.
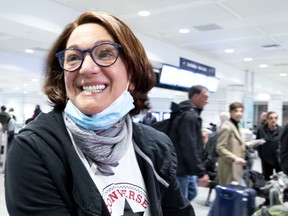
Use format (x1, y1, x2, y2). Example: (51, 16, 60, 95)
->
(67, 128, 150, 216)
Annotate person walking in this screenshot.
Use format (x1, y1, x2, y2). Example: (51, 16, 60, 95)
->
(7, 107, 16, 144)
(169, 85, 210, 201)
(216, 102, 247, 186)
(256, 111, 283, 180)
(0, 105, 10, 132)
(141, 108, 157, 126)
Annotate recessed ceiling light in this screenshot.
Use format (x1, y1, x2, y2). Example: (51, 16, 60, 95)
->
(279, 73, 287, 77)
(25, 49, 34, 53)
(138, 11, 151, 16)
(179, 29, 190, 34)
(256, 93, 270, 101)
(259, 64, 268, 68)
(244, 57, 253, 61)
(224, 48, 234, 53)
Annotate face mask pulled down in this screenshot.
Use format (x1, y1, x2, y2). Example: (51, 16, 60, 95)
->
(65, 90, 135, 130)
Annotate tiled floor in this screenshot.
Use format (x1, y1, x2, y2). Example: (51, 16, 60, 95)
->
(0, 156, 264, 216)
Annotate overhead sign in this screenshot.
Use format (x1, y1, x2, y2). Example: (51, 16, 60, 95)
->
(180, 57, 216, 76)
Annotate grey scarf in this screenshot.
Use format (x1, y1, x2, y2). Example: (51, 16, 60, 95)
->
(65, 114, 132, 176)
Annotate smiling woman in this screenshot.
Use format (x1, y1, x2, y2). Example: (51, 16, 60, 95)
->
(4, 11, 195, 216)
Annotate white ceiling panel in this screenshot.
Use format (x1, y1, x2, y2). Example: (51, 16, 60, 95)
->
(1, 0, 288, 96)
(224, 0, 288, 18)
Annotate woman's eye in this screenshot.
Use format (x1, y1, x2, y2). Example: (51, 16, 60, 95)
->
(66, 54, 81, 63)
(99, 51, 113, 59)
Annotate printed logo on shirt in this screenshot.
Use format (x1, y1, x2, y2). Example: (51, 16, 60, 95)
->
(102, 183, 149, 216)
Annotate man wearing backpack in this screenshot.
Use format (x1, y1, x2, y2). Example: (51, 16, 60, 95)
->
(169, 85, 210, 200)
(0, 105, 10, 132)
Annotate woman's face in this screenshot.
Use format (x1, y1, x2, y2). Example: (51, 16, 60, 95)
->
(230, 107, 243, 121)
(64, 23, 132, 115)
(267, 112, 278, 128)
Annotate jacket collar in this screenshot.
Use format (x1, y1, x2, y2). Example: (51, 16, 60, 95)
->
(227, 120, 243, 144)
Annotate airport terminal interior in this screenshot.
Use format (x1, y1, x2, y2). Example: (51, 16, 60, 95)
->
(1, 0, 288, 215)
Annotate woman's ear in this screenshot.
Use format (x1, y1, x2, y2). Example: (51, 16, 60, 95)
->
(128, 83, 135, 92)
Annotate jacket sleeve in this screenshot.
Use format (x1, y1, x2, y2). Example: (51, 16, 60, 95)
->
(5, 132, 72, 216)
(280, 125, 288, 175)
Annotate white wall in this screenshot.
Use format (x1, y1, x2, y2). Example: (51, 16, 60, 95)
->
(0, 93, 51, 125)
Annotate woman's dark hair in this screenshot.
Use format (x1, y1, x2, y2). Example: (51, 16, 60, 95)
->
(229, 102, 244, 112)
(43, 11, 155, 115)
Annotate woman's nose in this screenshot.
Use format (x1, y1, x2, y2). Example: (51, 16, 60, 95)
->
(79, 54, 101, 75)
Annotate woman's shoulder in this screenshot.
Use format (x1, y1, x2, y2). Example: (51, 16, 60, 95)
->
(132, 123, 176, 158)
(219, 121, 232, 132)
(132, 122, 177, 179)
(17, 110, 66, 146)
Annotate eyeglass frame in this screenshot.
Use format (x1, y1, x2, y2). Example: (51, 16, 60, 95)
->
(55, 42, 122, 72)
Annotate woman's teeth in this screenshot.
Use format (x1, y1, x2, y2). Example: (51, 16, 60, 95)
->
(82, 85, 105, 93)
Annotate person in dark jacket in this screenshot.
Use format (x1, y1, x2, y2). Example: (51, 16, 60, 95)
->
(169, 85, 210, 200)
(280, 124, 288, 176)
(141, 108, 157, 126)
(32, 104, 42, 119)
(0, 105, 10, 132)
(256, 111, 283, 207)
(5, 11, 195, 216)
(256, 111, 284, 181)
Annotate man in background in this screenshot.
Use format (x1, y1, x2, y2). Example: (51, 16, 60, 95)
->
(0, 105, 10, 132)
(7, 107, 17, 144)
(169, 85, 210, 200)
(256, 111, 284, 206)
(257, 111, 283, 180)
(141, 108, 157, 126)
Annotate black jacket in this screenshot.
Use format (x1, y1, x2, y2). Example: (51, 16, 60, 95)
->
(169, 100, 206, 177)
(5, 110, 195, 216)
(256, 123, 284, 166)
(280, 124, 288, 175)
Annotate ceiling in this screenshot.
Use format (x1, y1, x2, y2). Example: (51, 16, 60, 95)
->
(1, 0, 288, 97)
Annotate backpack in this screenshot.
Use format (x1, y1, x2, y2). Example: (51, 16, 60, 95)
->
(252, 205, 288, 216)
(151, 104, 193, 136)
(244, 170, 266, 190)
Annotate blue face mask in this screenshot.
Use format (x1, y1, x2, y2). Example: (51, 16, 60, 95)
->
(64, 90, 135, 130)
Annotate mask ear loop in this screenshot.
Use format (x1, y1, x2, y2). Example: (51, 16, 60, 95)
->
(126, 81, 130, 91)
(126, 76, 131, 91)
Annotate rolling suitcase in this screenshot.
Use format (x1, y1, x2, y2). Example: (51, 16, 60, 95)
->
(212, 184, 256, 216)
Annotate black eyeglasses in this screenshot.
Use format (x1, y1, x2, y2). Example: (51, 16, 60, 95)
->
(56, 42, 122, 72)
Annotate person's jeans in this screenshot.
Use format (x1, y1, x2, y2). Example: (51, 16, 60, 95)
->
(177, 175, 198, 201)
(188, 175, 198, 201)
(177, 175, 189, 199)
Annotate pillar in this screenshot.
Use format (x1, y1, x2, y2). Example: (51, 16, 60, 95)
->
(225, 84, 245, 111)
(268, 94, 283, 126)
